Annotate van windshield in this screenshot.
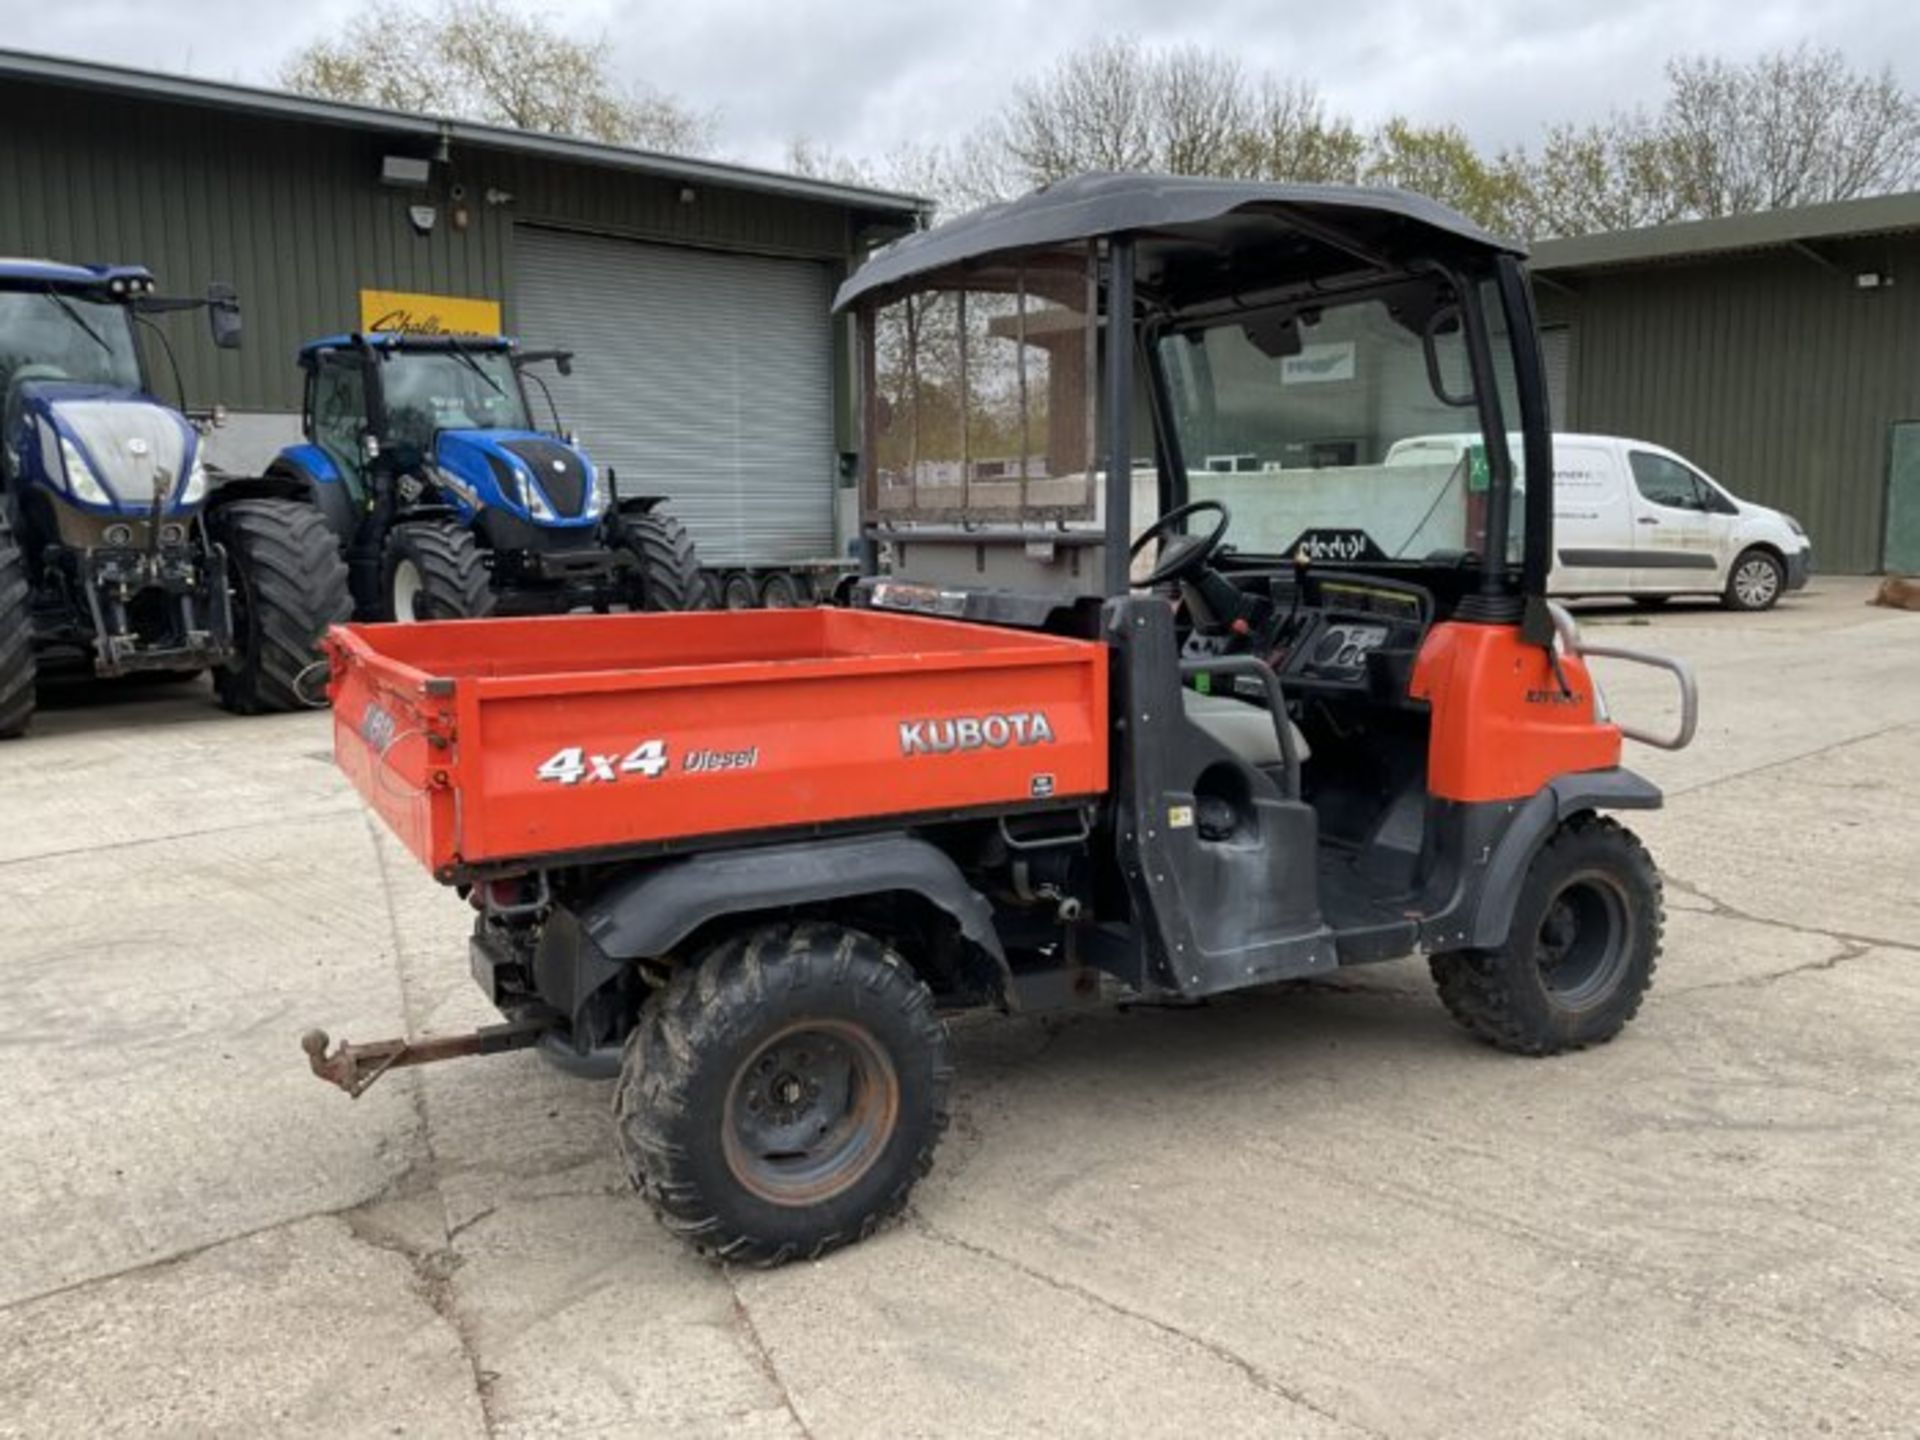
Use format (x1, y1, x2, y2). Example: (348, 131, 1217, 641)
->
(1156, 284, 1526, 564)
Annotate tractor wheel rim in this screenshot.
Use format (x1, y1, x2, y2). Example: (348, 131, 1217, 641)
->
(1734, 558, 1778, 607)
(392, 560, 425, 622)
(1535, 869, 1632, 1009)
(722, 1018, 899, 1207)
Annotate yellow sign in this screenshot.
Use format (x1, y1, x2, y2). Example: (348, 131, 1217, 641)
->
(358, 288, 503, 337)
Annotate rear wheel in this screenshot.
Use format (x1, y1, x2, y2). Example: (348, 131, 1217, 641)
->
(380, 521, 495, 622)
(615, 923, 952, 1265)
(719, 571, 759, 611)
(620, 510, 704, 611)
(1724, 548, 1785, 611)
(0, 515, 36, 738)
(1430, 814, 1661, 1055)
(212, 499, 352, 715)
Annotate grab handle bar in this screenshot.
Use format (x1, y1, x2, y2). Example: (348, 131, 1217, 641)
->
(1547, 602, 1698, 751)
(1180, 656, 1302, 798)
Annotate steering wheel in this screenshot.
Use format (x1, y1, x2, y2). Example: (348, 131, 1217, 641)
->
(1130, 499, 1233, 587)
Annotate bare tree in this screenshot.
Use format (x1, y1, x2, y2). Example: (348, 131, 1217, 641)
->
(282, 0, 714, 152)
(1513, 47, 1920, 236)
(1663, 46, 1920, 213)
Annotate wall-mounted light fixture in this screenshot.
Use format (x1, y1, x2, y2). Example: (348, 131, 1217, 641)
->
(408, 205, 438, 236)
(678, 185, 698, 205)
(381, 154, 433, 188)
(1855, 271, 1893, 289)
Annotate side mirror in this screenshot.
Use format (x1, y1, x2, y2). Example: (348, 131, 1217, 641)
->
(556, 354, 573, 377)
(206, 282, 243, 350)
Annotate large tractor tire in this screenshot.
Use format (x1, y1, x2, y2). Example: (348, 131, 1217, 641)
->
(620, 510, 705, 612)
(1429, 814, 1662, 1055)
(380, 520, 496, 622)
(211, 499, 352, 716)
(615, 922, 953, 1266)
(0, 515, 36, 739)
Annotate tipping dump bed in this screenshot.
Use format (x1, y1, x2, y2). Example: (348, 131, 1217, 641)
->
(327, 608, 1109, 879)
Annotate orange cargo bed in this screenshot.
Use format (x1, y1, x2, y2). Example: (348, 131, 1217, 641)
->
(327, 608, 1110, 879)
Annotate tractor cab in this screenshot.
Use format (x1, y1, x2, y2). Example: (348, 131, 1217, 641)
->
(1, 261, 233, 528)
(275, 332, 702, 621)
(0, 260, 347, 735)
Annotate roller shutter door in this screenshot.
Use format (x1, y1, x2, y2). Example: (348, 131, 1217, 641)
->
(1540, 325, 1572, 427)
(514, 226, 837, 566)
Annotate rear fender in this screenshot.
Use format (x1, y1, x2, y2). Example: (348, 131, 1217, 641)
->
(1463, 768, 1663, 950)
(576, 831, 1007, 980)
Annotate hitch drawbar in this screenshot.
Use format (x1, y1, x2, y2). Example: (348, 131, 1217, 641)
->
(300, 1018, 550, 1098)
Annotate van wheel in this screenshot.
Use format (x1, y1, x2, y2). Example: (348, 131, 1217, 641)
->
(1724, 548, 1784, 611)
(1429, 814, 1661, 1055)
(615, 923, 953, 1265)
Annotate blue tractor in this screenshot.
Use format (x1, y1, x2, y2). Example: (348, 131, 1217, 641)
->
(0, 261, 351, 737)
(266, 333, 703, 621)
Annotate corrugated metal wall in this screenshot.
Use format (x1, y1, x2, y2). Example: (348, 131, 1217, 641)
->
(0, 81, 862, 420)
(1539, 236, 1920, 572)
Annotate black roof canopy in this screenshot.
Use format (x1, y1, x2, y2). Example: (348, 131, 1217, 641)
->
(834, 172, 1525, 314)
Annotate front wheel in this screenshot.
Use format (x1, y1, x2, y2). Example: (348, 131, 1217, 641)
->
(1723, 548, 1785, 612)
(1430, 814, 1662, 1055)
(618, 509, 704, 612)
(380, 521, 495, 622)
(615, 923, 952, 1265)
(212, 499, 352, 715)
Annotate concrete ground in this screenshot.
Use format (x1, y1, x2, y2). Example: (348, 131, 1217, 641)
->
(2, 576, 1916, 1438)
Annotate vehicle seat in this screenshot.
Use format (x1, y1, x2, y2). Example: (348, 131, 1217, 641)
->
(1181, 687, 1310, 768)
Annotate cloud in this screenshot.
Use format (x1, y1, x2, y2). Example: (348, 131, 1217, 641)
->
(4, 0, 1917, 168)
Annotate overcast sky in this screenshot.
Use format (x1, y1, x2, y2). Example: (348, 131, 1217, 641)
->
(6, 0, 1918, 173)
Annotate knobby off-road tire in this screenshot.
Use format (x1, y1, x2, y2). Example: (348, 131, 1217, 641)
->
(212, 499, 352, 716)
(1429, 814, 1662, 1055)
(620, 510, 704, 611)
(380, 520, 496, 622)
(0, 514, 35, 738)
(615, 923, 953, 1266)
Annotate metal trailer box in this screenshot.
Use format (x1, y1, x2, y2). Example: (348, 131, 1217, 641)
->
(327, 609, 1108, 879)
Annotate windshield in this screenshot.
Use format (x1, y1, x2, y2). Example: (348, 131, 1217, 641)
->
(0, 289, 143, 399)
(378, 348, 530, 451)
(1157, 282, 1524, 565)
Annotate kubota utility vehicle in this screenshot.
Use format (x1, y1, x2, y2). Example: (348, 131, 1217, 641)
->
(267, 332, 703, 622)
(305, 175, 1697, 1265)
(0, 261, 350, 735)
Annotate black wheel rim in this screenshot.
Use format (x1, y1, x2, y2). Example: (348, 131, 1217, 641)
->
(722, 1019, 899, 1207)
(1535, 869, 1633, 1009)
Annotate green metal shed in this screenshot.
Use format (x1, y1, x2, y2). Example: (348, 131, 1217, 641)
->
(0, 48, 927, 570)
(1533, 195, 1920, 574)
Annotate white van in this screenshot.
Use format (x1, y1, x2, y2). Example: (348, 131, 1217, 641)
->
(1385, 433, 1812, 610)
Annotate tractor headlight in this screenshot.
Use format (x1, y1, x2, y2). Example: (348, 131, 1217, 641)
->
(179, 455, 209, 507)
(59, 437, 114, 506)
(584, 464, 609, 519)
(514, 465, 556, 521)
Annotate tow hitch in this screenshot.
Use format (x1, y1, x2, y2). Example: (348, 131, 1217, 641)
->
(300, 1017, 550, 1098)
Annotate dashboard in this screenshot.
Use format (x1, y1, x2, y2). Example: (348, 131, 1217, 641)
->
(1182, 572, 1432, 698)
